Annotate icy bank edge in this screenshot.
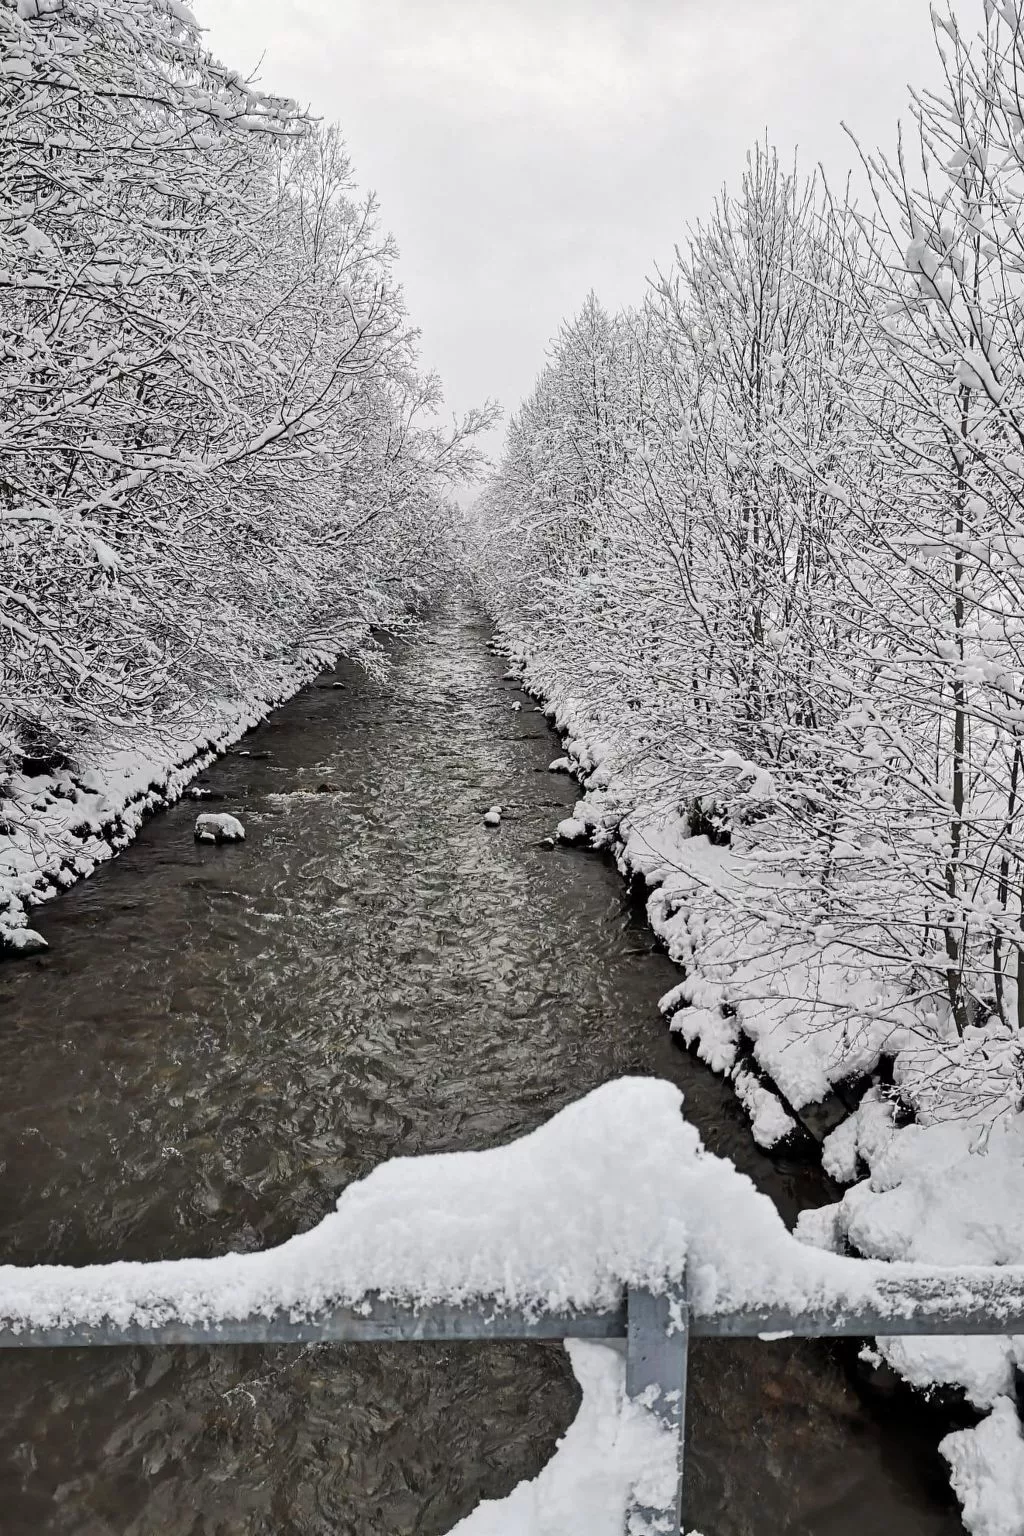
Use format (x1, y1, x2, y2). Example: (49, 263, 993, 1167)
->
(493, 630, 1024, 1536)
(0, 646, 337, 955)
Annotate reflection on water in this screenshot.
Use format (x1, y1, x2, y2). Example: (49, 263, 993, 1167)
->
(0, 604, 962, 1534)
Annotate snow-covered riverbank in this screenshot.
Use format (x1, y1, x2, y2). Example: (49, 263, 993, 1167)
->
(495, 633, 1024, 1536)
(0, 649, 336, 958)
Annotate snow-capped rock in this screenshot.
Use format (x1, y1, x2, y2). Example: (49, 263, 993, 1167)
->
(194, 812, 245, 844)
(2, 926, 48, 957)
(557, 817, 588, 844)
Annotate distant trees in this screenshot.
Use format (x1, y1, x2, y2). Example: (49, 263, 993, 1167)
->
(0, 0, 492, 764)
(471, 1, 1024, 1063)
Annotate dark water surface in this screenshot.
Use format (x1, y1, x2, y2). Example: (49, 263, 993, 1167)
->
(0, 605, 962, 1535)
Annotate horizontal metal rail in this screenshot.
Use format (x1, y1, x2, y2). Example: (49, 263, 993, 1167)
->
(0, 1296, 628, 1349)
(4, 1269, 1024, 1348)
(5, 1268, 1024, 1536)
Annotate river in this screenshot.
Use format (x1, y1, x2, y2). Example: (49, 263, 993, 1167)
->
(0, 603, 964, 1535)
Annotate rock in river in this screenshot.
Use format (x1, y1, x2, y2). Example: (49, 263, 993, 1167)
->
(194, 813, 245, 844)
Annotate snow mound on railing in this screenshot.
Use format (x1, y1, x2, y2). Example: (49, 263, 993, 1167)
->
(0, 1077, 818, 1331)
(0, 1075, 1018, 1337)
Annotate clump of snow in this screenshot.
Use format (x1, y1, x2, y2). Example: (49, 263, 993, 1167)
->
(802, 1107, 1024, 1419)
(822, 1111, 1024, 1268)
(821, 1087, 896, 1184)
(794, 1203, 845, 1254)
(548, 757, 572, 774)
(820, 1113, 861, 1184)
(881, 1335, 1018, 1410)
(511, 702, 522, 713)
(732, 1068, 797, 1150)
(942, 1398, 1024, 1536)
(194, 812, 245, 844)
(2, 926, 47, 957)
(447, 1340, 678, 1536)
(484, 805, 502, 827)
(668, 1006, 739, 1076)
(557, 818, 587, 844)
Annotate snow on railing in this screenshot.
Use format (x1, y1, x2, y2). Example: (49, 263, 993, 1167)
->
(3, 1079, 1024, 1535)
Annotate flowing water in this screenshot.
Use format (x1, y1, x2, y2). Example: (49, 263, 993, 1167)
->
(0, 603, 964, 1535)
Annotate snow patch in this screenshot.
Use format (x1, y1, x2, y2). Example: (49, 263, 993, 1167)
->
(942, 1398, 1024, 1536)
(732, 1068, 797, 1149)
(448, 1340, 678, 1536)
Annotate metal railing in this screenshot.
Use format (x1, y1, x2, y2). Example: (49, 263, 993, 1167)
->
(6, 1269, 1024, 1535)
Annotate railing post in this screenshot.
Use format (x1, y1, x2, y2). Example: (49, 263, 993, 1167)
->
(625, 1279, 689, 1536)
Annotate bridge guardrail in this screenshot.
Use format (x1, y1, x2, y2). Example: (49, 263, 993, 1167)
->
(5, 1266, 1024, 1534)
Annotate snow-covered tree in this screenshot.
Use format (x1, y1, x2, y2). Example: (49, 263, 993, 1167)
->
(0, 0, 492, 771)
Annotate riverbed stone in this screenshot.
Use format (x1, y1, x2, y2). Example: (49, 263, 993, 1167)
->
(2, 926, 48, 957)
(194, 812, 245, 844)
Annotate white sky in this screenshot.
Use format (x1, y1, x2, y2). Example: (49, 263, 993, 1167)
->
(200, 0, 976, 463)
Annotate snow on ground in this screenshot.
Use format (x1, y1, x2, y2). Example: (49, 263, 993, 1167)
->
(496, 630, 1024, 1534)
(447, 1340, 679, 1536)
(942, 1399, 1024, 1536)
(797, 1101, 1024, 1522)
(613, 803, 912, 1115)
(0, 650, 332, 956)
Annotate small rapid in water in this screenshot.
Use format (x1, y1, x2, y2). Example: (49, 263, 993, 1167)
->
(0, 603, 963, 1535)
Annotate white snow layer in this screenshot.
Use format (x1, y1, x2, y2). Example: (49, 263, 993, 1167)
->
(0, 1079, 692, 1330)
(0, 1078, 1019, 1340)
(942, 1398, 1024, 1536)
(448, 1340, 678, 1536)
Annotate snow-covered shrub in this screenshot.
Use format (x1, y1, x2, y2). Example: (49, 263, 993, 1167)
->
(684, 796, 731, 847)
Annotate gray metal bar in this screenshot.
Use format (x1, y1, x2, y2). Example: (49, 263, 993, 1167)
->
(693, 1309, 1024, 1338)
(625, 1284, 689, 1536)
(0, 1295, 627, 1350)
(690, 1270, 1024, 1338)
(6, 1285, 1024, 1349)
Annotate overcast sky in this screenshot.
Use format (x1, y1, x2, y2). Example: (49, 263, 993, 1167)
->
(200, 0, 975, 463)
